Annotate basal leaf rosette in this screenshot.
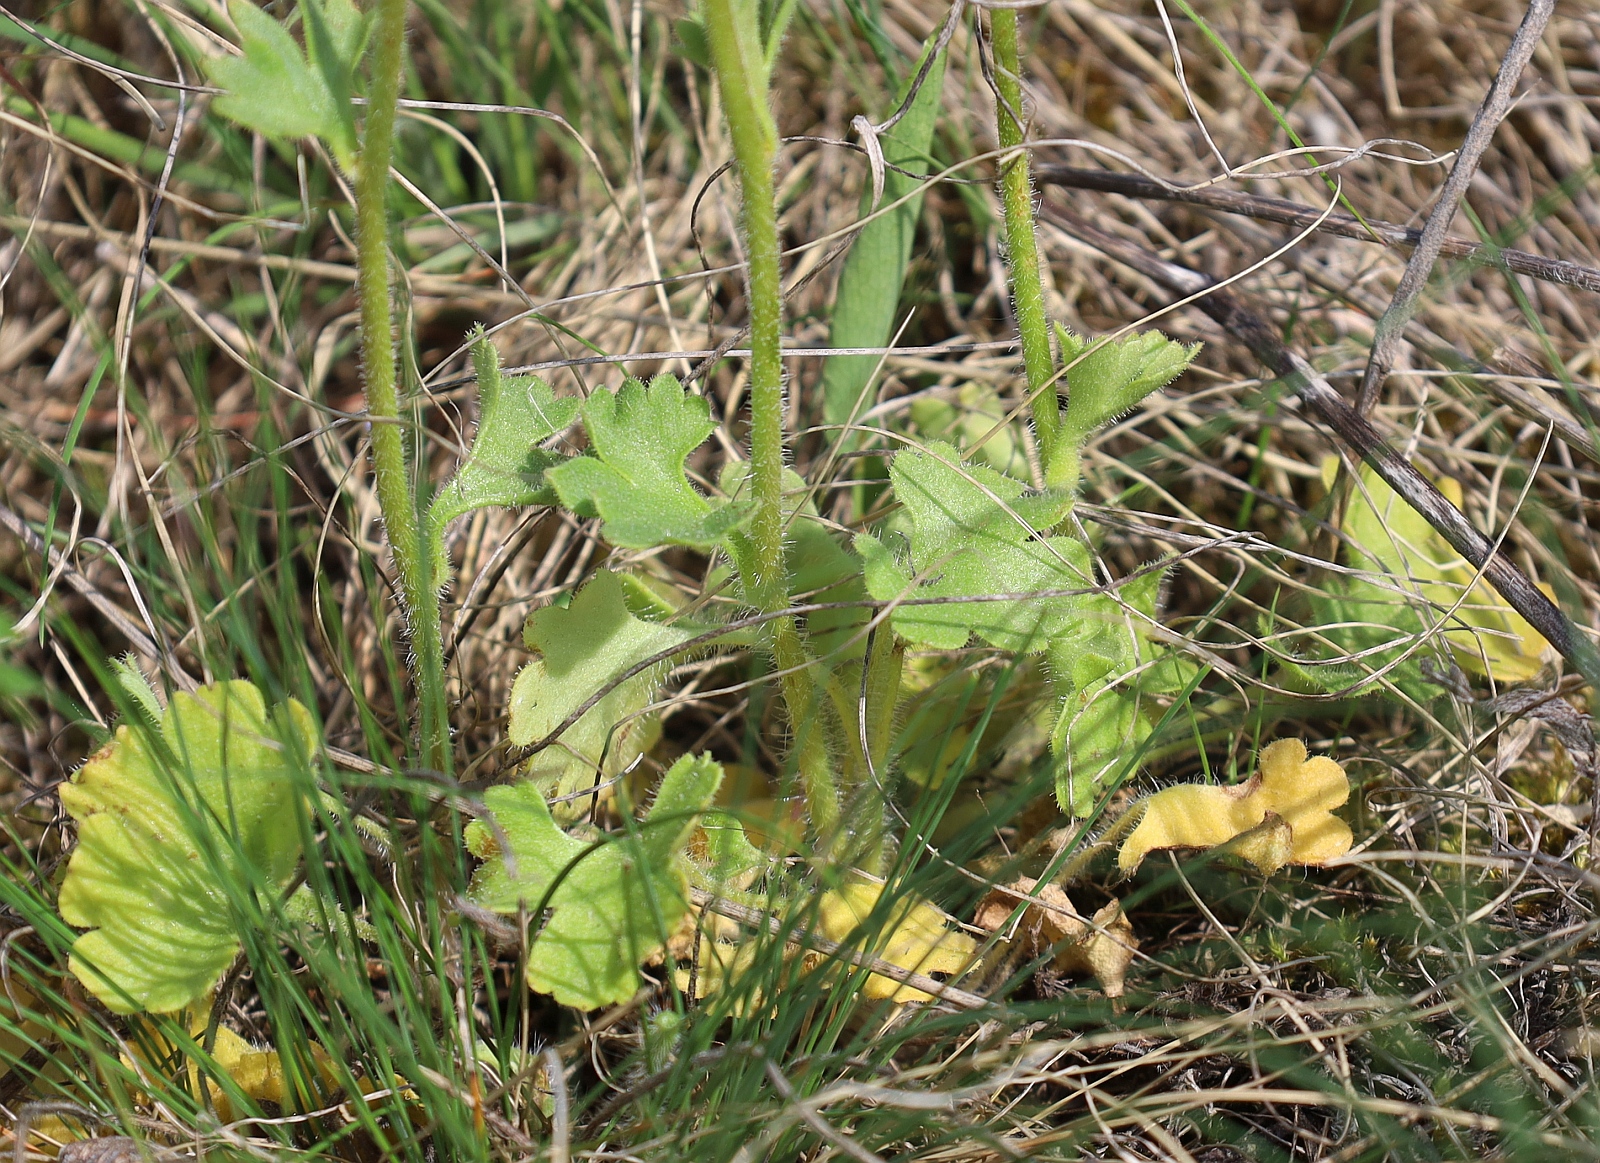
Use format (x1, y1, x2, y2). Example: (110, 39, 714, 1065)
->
(58, 681, 318, 1014)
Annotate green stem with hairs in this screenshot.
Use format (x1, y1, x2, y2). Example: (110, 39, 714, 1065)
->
(703, 0, 837, 840)
(990, 8, 1062, 479)
(356, 0, 451, 774)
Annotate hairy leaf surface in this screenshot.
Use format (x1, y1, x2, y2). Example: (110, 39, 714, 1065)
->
(508, 570, 696, 814)
(428, 333, 578, 576)
(857, 442, 1087, 652)
(548, 375, 750, 549)
(205, 0, 362, 164)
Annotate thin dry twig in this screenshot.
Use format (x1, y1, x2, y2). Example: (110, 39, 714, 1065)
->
(1033, 164, 1600, 295)
(1358, 0, 1558, 412)
(1042, 203, 1600, 687)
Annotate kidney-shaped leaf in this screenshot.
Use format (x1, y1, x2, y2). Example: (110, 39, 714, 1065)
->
(467, 753, 724, 1009)
(59, 681, 318, 1014)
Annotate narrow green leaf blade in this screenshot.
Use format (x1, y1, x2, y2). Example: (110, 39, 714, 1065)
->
(821, 46, 947, 429)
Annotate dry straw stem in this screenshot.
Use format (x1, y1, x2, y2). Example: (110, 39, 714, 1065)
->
(1358, 0, 1557, 413)
(1033, 166, 1600, 296)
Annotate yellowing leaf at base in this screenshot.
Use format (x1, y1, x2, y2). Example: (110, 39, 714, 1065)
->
(1118, 739, 1352, 875)
(1340, 463, 1553, 683)
(59, 681, 318, 1014)
(817, 881, 977, 1002)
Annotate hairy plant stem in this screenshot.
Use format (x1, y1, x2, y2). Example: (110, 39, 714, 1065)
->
(990, 8, 1062, 481)
(704, 0, 837, 841)
(357, 0, 451, 775)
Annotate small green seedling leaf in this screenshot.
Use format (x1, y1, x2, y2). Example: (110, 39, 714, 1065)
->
(676, 16, 712, 68)
(509, 570, 696, 814)
(856, 442, 1088, 652)
(548, 375, 751, 549)
(467, 752, 725, 1008)
(428, 331, 579, 579)
(205, 1, 351, 166)
(1058, 326, 1201, 444)
(58, 681, 318, 1014)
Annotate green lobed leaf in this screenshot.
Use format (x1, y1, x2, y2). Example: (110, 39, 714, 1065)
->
(1046, 567, 1191, 814)
(428, 331, 579, 579)
(467, 753, 725, 1008)
(508, 570, 696, 816)
(58, 681, 318, 1014)
(547, 374, 751, 550)
(1058, 327, 1201, 444)
(205, 1, 343, 159)
(856, 442, 1088, 652)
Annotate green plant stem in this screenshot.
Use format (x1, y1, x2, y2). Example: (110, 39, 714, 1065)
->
(990, 9, 1061, 478)
(704, 0, 836, 840)
(356, 0, 451, 775)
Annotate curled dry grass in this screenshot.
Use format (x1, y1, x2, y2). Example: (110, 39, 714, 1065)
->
(2, 0, 1600, 1158)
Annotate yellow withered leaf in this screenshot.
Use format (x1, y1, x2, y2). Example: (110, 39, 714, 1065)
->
(1118, 739, 1352, 875)
(817, 881, 978, 1003)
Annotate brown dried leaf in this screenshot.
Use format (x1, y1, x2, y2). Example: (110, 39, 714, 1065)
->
(975, 877, 1137, 997)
